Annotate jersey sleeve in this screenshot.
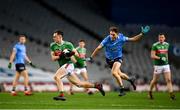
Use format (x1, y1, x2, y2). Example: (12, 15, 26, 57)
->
(67, 42, 75, 51)
(100, 37, 108, 47)
(13, 44, 17, 53)
(167, 43, 170, 50)
(122, 36, 129, 42)
(151, 44, 157, 51)
(50, 43, 55, 51)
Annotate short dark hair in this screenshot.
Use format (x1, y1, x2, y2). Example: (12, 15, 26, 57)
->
(109, 26, 119, 33)
(79, 39, 85, 43)
(54, 30, 64, 36)
(19, 34, 26, 38)
(158, 33, 165, 36)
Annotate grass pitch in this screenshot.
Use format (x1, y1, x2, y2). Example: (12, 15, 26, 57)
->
(0, 92, 179, 109)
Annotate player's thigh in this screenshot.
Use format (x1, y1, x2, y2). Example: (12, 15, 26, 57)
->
(54, 67, 66, 79)
(80, 69, 88, 80)
(14, 72, 21, 80)
(111, 62, 121, 73)
(152, 73, 160, 82)
(163, 72, 171, 82)
(21, 70, 29, 78)
(81, 72, 88, 80)
(68, 73, 81, 85)
(118, 69, 125, 76)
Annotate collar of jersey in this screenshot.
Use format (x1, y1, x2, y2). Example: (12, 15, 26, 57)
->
(158, 42, 166, 45)
(55, 41, 64, 46)
(109, 35, 119, 41)
(77, 46, 84, 49)
(18, 42, 24, 45)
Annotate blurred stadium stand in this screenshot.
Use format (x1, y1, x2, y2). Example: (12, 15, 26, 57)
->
(0, 0, 180, 91)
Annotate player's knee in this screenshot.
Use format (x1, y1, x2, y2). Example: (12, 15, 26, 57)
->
(111, 71, 118, 77)
(151, 79, 157, 84)
(84, 77, 88, 81)
(166, 78, 171, 83)
(54, 76, 58, 81)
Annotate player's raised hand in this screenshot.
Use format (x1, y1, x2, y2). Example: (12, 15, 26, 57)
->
(8, 62, 12, 69)
(141, 26, 150, 34)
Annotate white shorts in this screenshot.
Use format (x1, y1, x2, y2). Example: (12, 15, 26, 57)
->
(154, 65, 171, 74)
(61, 63, 74, 76)
(74, 68, 87, 75)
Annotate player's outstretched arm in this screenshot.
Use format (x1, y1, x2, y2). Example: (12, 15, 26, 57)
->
(90, 44, 103, 58)
(8, 50, 16, 69)
(128, 33, 143, 42)
(128, 26, 150, 42)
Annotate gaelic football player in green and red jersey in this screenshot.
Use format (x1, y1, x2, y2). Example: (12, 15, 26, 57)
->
(69, 40, 93, 95)
(149, 34, 175, 100)
(50, 30, 105, 101)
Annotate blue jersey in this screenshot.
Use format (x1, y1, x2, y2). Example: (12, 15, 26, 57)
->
(100, 33, 128, 60)
(13, 43, 26, 64)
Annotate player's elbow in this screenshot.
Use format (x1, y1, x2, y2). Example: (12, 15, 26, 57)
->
(96, 47, 102, 51)
(151, 55, 155, 59)
(51, 57, 56, 61)
(133, 38, 140, 42)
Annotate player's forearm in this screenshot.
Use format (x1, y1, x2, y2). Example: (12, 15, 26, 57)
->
(73, 49, 80, 58)
(25, 55, 32, 63)
(129, 33, 143, 42)
(70, 56, 77, 64)
(151, 54, 160, 60)
(9, 54, 15, 63)
(51, 56, 60, 61)
(91, 47, 100, 58)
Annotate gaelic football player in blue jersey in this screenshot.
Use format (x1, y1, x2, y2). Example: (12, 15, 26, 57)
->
(8, 35, 36, 96)
(89, 26, 150, 96)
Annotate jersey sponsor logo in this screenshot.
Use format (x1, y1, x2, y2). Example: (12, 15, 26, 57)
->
(156, 49, 168, 54)
(78, 53, 86, 58)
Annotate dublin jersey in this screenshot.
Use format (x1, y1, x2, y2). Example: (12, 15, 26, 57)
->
(100, 33, 128, 60)
(151, 42, 169, 65)
(13, 42, 26, 64)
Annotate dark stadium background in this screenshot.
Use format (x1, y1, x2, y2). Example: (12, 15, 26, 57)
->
(0, 0, 180, 92)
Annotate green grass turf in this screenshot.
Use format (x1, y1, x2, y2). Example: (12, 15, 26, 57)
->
(0, 92, 179, 109)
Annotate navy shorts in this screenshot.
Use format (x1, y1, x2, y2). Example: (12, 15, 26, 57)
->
(15, 63, 26, 72)
(106, 57, 122, 69)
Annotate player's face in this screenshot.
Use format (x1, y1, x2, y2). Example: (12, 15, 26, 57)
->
(158, 35, 165, 43)
(79, 41, 85, 48)
(110, 31, 118, 40)
(53, 33, 62, 43)
(19, 36, 26, 44)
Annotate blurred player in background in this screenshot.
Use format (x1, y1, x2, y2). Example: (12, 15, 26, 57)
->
(69, 40, 93, 95)
(50, 30, 105, 101)
(89, 26, 150, 96)
(149, 34, 175, 100)
(8, 35, 36, 96)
